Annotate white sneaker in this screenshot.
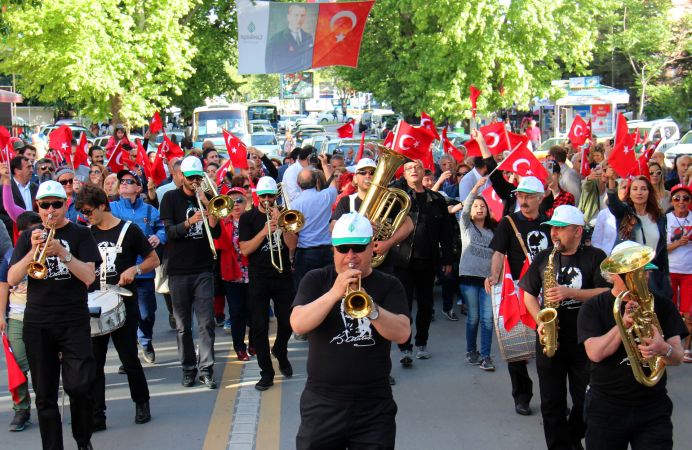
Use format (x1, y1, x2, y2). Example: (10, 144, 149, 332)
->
(415, 346, 431, 359)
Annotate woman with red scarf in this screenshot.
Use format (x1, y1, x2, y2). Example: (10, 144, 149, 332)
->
(214, 187, 253, 361)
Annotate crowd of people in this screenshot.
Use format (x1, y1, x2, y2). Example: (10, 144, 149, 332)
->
(0, 121, 690, 450)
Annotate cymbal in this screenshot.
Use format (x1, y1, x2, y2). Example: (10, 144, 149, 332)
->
(106, 284, 133, 296)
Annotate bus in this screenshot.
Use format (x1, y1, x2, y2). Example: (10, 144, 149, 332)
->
(192, 103, 251, 150)
(247, 100, 279, 131)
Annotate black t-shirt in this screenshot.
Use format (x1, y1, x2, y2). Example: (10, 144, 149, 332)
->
(160, 188, 220, 275)
(578, 291, 688, 406)
(10, 222, 102, 325)
(89, 221, 154, 293)
(519, 245, 609, 349)
(238, 207, 291, 279)
(292, 265, 409, 399)
(490, 211, 550, 278)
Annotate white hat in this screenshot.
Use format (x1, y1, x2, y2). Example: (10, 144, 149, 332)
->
(180, 156, 204, 178)
(355, 158, 377, 171)
(36, 180, 67, 200)
(513, 176, 545, 194)
(542, 205, 585, 227)
(332, 212, 373, 246)
(256, 176, 278, 196)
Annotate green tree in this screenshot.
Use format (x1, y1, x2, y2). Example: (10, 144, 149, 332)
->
(0, 0, 197, 126)
(340, 0, 608, 122)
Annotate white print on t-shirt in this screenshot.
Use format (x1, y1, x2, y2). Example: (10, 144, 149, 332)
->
(185, 206, 203, 238)
(559, 266, 583, 310)
(97, 241, 122, 278)
(260, 229, 283, 253)
(526, 230, 549, 257)
(45, 239, 71, 280)
(329, 301, 376, 347)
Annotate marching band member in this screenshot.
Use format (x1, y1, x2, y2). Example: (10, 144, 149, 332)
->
(75, 184, 159, 431)
(519, 205, 609, 449)
(291, 212, 410, 449)
(239, 176, 297, 391)
(8, 180, 102, 450)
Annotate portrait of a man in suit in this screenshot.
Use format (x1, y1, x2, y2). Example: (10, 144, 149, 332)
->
(265, 4, 315, 74)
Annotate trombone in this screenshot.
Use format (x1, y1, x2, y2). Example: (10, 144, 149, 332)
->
(28, 214, 55, 279)
(276, 183, 304, 233)
(192, 174, 233, 260)
(264, 200, 283, 272)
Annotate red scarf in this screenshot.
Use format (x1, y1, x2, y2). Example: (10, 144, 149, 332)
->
(214, 217, 247, 281)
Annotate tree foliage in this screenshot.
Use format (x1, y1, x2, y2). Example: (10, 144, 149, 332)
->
(340, 0, 608, 121)
(0, 0, 197, 126)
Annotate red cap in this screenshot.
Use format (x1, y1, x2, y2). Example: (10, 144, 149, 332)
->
(227, 187, 246, 196)
(670, 183, 691, 197)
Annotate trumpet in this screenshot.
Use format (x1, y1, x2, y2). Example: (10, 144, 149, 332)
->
(276, 183, 304, 233)
(342, 263, 374, 319)
(28, 214, 56, 279)
(264, 200, 284, 272)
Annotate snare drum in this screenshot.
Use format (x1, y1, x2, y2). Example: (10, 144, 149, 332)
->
(87, 290, 126, 337)
(491, 283, 536, 362)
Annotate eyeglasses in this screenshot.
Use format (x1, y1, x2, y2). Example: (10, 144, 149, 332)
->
(650, 170, 662, 176)
(79, 208, 95, 216)
(356, 170, 375, 176)
(334, 244, 368, 254)
(59, 178, 74, 185)
(672, 195, 691, 202)
(120, 179, 137, 185)
(39, 166, 54, 172)
(38, 200, 65, 210)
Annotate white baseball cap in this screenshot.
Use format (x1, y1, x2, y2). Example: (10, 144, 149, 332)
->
(36, 180, 67, 200)
(355, 158, 377, 172)
(255, 176, 278, 196)
(542, 205, 585, 227)
(180, 156, 204, 178)
(513, 176, 545, 194)
(332, 212, 373, 246)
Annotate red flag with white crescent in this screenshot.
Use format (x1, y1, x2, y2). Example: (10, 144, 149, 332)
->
(608, 113, 636, 179)
(222, 129, 249, 170)
(469, 85, 481, 118)
(336, 119, 355, 138)
(106, 141, 127, 173)
(580, 147, 591, 177)
(149, 111, 163, 135)
(216, 158, 233, 185)
(441, 128, 465, 163)
(391, 120, 435, 162)
(567, 115, 589, 147)
(499, 257, 521, 331)
(481, 185, 504, 222)
(420, 112, 440, 141)
(73, 132, 89, 168)
(496, 143, 548, 181)
(383, 131, 394, 148)
(311, 1, 375, 69)
(462, 122, 511, 156)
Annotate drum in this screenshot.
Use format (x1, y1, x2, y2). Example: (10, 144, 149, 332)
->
(491, 283, 536, 362)
(88, 290, 126, 337)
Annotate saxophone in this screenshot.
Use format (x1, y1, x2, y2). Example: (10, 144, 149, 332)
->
(537, 244, 560, 357)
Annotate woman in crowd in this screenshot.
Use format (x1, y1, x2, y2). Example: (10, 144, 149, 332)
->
(648, 161, 670, 211)
(89, 164, 107, 188)
(665, 184, 692, 362)
(104, 173, 119, 201)
(457, 176, 497, 371)
(589, 144, 605, 167)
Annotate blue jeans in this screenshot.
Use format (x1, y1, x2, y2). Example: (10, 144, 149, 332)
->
(224, 281, 249, 352)
(461, 282, 493, 357)
(136, 278, 157, 348)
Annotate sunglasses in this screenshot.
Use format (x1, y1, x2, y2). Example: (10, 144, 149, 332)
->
(59, 178, 74, 185)
(38, 200, 65, 210)
(259, 193, 276, 199)
(120, 179, 137, 185)
(356, 170, 375, 176)
(231, 197, 246, 204)
(334, 244, 368, 254)
(650, 170, 662, 176)
(672, 195, 691, 202)
(185, 175, 203, 182)
(79, 208, 95, 216)
(242, 185, 250, 189)
(39, 166, 54, 172)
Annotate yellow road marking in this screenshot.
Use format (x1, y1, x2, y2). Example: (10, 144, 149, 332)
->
(255, 361, 282, 450)
(202, 349, 243, 450)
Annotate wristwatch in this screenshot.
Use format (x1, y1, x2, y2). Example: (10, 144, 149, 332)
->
(664, 344, 673, 359)
(135, 264, 142, 276)
(367, 303, 380, 321)
(61, 252, 73, 263)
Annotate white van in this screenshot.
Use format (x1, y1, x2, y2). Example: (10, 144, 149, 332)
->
(627, 118, 680, 153)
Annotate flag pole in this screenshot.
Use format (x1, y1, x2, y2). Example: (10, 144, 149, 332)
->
(485, 139, 525, 179)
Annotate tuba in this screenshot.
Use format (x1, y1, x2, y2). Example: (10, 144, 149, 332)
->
(537, 244, 560, 357)
(358, 145, 411, 267)
(200, 173, 233, 219)
(28, 214, 56, 279)
(276, 183, 304, 233)
(342, 263, 374, 319)
(601, 245, 666, 387)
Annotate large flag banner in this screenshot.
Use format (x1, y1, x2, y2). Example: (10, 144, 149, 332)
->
(237, 0, 374, 74)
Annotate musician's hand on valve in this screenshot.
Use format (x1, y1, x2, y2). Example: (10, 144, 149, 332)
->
(44, 238, 67, 258)
(373, 239, 392, 255)
(622, 299, 638, 329)
(329, 268, 361, 300)
(265, 218, 278, 235)
(638, 326, 667, 359)
(30, 228, 46, 249)
(536, 321, 545, 336)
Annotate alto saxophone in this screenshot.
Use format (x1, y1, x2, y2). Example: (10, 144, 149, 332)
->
(537, 244, 560, 357)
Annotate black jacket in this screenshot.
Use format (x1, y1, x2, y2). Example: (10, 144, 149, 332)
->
(485, 156, 553, 216)
(0, 178, 38, 241)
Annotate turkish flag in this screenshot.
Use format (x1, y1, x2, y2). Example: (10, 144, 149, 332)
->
(222, 129, 249, 170)
(481, 185, 504, 221)
(247, 175, 260, 207)
(462, 122, 511, 156)
(355, 131, 366, 162)
(73, 132, 89, 168)
(497, 143, 548, 181)
(630, 147, 654, 178)
(516, 259, 536, 329)
(608, 113, 636, 178)
(585, 119, 593, 142)
(420, 112, 440, 141)
(106, 141, 128, 173)
(567, 115, 589, 147)
(383, 131, 394, 148)
(499, 257, 521, 331)
(336, 119, 355, 138)
(149, 112, 163, 135)
(0, 126, 16, 163)
(312, 1, 375, 69)
(469, 85, 481, 118)
(216, 158, 233, 185)
(441, 128, 465, 163)
(50, 125, 73, 162)
(3, 334, 27, 403)
(391, 120, 435, 162)
(159, 134, 184, 160)
(580, 147, 591, 177)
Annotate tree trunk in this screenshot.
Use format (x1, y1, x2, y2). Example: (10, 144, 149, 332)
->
(109, 93, 125, 128)
(638, 66, 646, 120)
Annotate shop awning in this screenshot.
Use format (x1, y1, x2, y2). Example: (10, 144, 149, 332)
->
(0, 89, 23, 103)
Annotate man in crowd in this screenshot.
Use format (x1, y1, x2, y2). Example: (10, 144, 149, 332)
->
(0, 156, 38, 238)
(519, 205, 610, 449)
(88, 146, 105, 166)
(458, 156, 489, 202)
(547, 146, 581, 204)
(8, 180, 101, 450)
(18, 145, 37, 166)
(160, 156, 220, 389)
(291, 212, 410, 449)
(110, 170, 167, 364)
(239, 176, 297, 391)
(391, 159, 453, 365)
(35, 158, 56, 184)
(282, 146, 314, 202)
(75, 184, 159, 431)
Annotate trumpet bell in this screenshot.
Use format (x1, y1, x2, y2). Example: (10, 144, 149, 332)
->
(343, 290, 373, 319)
(27, 262, 48, 280)
(278, 209, 305, 233)
(208, 195, 234, 218)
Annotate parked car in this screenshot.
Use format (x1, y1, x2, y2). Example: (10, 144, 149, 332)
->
(250, 132, 282, 157)
(278, 114, 307, 133)
(250, 119, 274, 133)
(664, 130, 692, 167)
(41, 125, 96, 143)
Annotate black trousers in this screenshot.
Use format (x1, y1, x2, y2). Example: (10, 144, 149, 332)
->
(536, 343, 589, 450)
(508, 360, 533, 405)
(24, 321, 96, 450)
(585, 389, 673, 450)
(395, 262, 435, 351)
(296, 388, 397, 450)
(91, 297, 149, 420)
(247, 274, 293, 378)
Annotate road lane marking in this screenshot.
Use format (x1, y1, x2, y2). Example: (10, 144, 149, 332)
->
(202, 350, 243, 450)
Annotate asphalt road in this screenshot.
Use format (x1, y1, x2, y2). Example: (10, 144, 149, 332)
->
(1, 292, 691, 449)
